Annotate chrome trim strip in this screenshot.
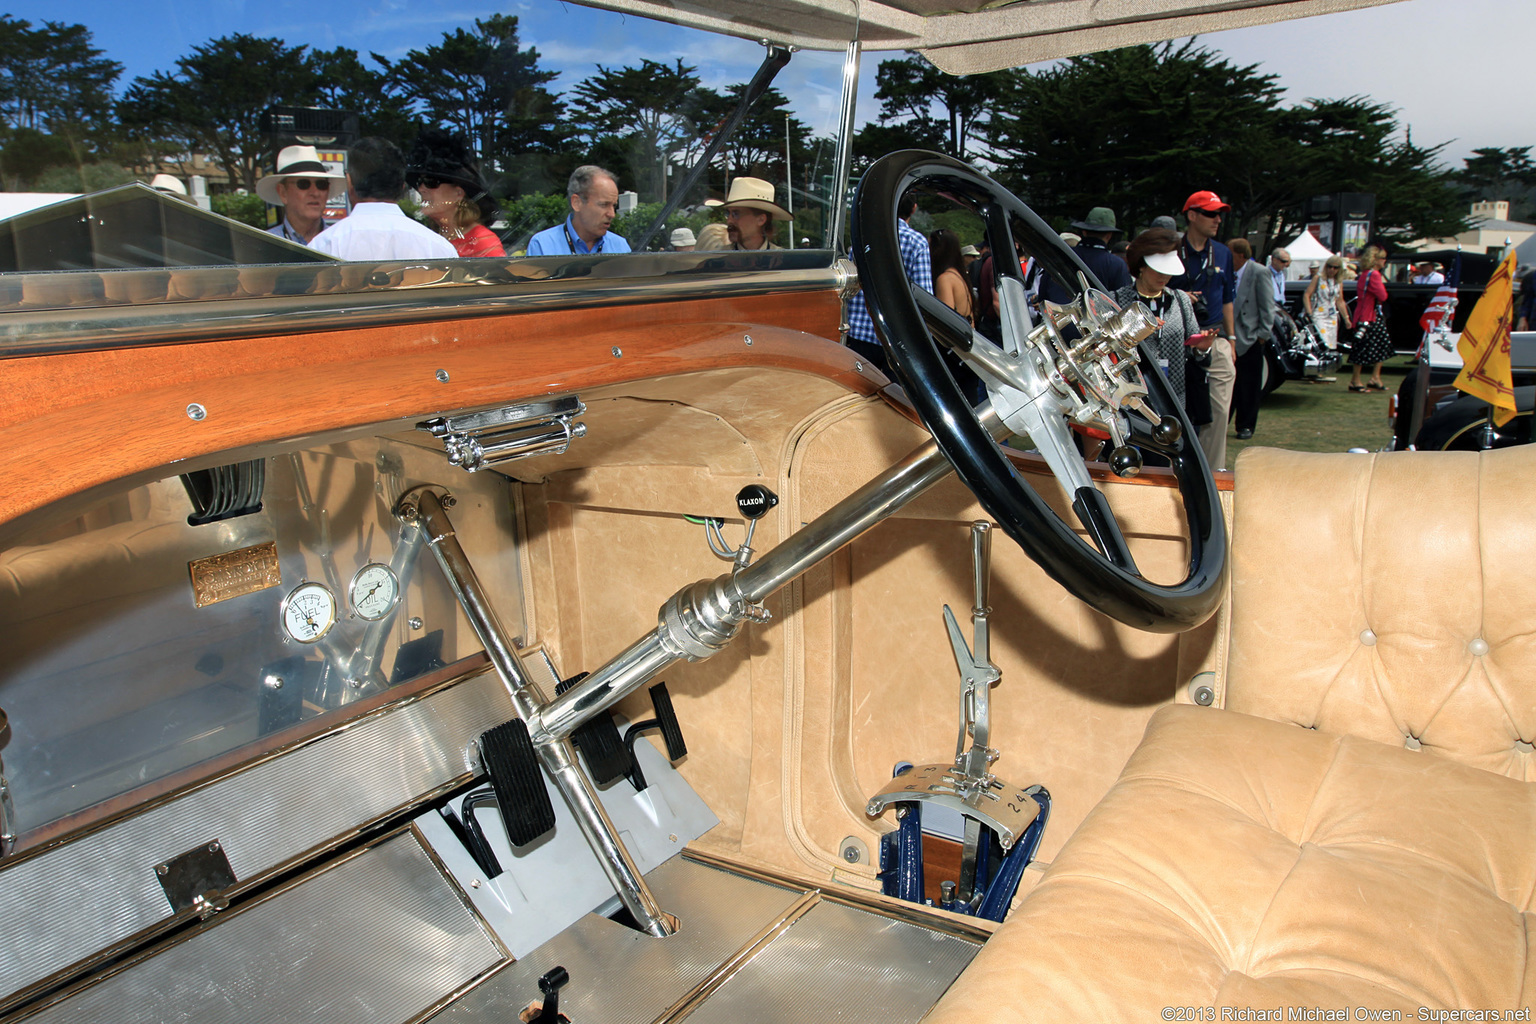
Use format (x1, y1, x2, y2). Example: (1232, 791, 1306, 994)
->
(10, 653, 491, 865)
(0, 252, 841, 358)
(15, 829, 504, 1024)
(681, 848, 995, 943)
(650, 890, 822, 1024)
(406, 820, 514, 963)
(400, 961, 522, 1024)
(0, 663, 514, 1012)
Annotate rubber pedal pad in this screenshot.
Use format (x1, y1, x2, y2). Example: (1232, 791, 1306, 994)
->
(648, 682, 688, 762)
(478, 718, 556, 847)
(556, 672, 631, 785)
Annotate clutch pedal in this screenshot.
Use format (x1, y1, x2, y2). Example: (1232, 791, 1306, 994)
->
(478, 718, 556, 847)
(556, 672, 632, 784)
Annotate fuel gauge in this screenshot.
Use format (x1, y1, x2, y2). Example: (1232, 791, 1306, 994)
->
(281, 581, 337, 643)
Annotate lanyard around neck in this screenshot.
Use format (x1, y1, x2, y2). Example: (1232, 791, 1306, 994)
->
(564, 219, 603, 255)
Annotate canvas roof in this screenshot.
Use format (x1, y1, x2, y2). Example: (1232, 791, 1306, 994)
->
(582, 0, 1405, 73)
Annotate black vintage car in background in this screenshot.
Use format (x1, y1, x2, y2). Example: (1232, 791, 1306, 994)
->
(1282, 250, 1497, 355)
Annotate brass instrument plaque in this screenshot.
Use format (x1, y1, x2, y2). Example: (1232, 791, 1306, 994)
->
(189, 542, 282, 608)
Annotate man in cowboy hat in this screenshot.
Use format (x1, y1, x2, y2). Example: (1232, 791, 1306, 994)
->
(1039, 205, 1129, 304)
(308, 138, 456, 261)
(526, 165, 631, 256)
(718, 177, 791, 251)
(257, 144, 347, 246)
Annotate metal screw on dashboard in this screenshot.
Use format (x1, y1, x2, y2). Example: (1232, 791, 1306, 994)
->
(186, 403, 207, 421)
(435, 369, 450, 383)
(854, 361, 864, 372)
(611, 346, 623, 358)
(408, 617, 424, 630)
(744, 334, 753, 346)
(843, 844, 862, 863)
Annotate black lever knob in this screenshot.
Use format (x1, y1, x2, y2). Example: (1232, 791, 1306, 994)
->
(736, 484, 778, 520)
(530, 965, 569, 1023)
(1108, 445, 1143, 478)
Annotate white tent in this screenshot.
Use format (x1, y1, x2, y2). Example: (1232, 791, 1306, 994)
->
(1280, 230, 1335, 280)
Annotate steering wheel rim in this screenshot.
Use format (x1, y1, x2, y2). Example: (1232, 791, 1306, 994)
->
(851, 150, 1225, 632)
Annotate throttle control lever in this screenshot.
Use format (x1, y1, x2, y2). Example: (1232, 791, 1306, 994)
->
(522, 965, 571, 1023)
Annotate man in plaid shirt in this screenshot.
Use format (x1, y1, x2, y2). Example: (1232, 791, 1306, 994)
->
(846, 193, 932, 376)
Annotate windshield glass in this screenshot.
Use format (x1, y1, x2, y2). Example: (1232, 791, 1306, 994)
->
(0, 2, 855, 271)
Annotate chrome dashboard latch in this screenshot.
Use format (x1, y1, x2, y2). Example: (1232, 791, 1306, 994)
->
(420, 396, 587, 472)
(155, 840, 237, 918)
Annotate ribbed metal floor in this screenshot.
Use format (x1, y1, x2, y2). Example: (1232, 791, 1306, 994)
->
(431, 856, 980, 1024)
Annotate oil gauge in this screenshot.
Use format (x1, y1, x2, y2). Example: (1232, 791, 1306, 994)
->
(349, 563, 400, 621)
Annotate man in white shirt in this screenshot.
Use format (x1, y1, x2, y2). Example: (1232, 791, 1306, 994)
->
(309, 138, 456, 261)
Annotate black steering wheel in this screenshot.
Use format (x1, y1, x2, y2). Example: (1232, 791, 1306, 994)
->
(852, 150, 1225, 632)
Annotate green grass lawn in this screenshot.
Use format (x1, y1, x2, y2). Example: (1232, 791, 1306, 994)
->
(1225, 354, 1415, 461)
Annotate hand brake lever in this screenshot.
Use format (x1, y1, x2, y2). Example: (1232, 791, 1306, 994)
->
(947, 521, 1000, 784)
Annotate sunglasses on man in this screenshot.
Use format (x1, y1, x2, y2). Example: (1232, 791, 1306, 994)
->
(286, 178, 331, 192)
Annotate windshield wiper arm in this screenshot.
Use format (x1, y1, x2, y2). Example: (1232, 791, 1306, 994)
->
(631, 44, 792, 252)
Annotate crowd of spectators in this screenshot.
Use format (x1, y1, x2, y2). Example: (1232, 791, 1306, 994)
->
(235, 135, 1495, 468)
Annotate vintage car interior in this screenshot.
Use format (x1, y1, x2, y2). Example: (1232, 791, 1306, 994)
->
(2, 2, 1525, 1022)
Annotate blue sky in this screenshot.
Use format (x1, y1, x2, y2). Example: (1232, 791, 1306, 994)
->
(6, 0, 1529, 166)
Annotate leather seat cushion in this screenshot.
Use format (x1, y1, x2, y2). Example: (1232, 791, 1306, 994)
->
(925, 705, 1536, 1023)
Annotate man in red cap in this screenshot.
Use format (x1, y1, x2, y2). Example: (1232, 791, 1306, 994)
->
(1168, 190, 1237, 470)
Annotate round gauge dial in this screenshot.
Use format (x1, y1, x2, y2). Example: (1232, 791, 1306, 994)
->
(281, 581, 337, 643)
(349, 563, 400, 621)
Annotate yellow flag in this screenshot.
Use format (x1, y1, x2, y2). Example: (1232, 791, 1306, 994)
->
(1454, 248, 1519, 427)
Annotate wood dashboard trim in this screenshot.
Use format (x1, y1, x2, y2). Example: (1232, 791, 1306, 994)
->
(1, 290, 854, 528)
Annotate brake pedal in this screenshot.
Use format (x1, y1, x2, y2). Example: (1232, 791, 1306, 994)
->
(648, 682, 687, 762)
(556, 672, 632, 784)
(478, 718, 556, 847)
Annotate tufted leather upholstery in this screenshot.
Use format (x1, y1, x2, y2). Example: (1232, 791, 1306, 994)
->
(1227, 448, 1536, 778)
(925, 447, 1536, 1022)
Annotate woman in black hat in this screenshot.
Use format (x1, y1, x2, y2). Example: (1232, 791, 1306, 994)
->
(407, 129, 505, 258)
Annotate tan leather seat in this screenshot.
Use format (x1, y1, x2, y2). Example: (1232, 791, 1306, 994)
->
(926, 448, 1536, 1021)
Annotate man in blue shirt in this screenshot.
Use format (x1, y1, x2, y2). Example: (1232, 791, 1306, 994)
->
(526, 165, 632, 256)
(1169, 190, 1237, 470)
(846, 194, 932, 377)
(1039, 206, 1130, 304)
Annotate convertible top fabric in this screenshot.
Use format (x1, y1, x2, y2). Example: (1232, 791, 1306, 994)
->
(578, 0, 1405, 73)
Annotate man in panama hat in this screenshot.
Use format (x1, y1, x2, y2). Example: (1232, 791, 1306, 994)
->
(256, 144, 347, 245)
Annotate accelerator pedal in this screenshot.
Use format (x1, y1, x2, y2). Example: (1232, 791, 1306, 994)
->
(478, 718, 556, 847)
(623, 682, 689, 792)
(556, 672, 632, 784)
